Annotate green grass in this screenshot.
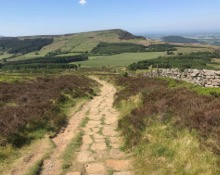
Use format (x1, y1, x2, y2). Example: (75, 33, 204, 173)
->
(62, 131, 83, 170)
(105, 137, 112, 149)
(174, 46, 212, 55)
(4, 29, 151, 62)
(164, 77, 220, 97)
(134, 122, 220, 175)
(115, 76, 220, 175)
(0, 73, 34, 83)
(0, 52, 13, 60)
(80, 110, 90, 127)
(100, 115, 106, 125)
(24, 160, 43, 175)
(74, 52, 163, 68)
(117, 95, 220, 175)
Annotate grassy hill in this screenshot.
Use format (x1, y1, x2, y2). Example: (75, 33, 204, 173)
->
(162, 36, 200, 43)
(1, 29, 218, 70)
(0, 29, 150, 62)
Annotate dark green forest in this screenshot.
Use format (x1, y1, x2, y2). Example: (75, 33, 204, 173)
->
(1, 54, 87, 70)
(128, 52, 220, 70)
(91, 42, 176, 55)
(5, 54, 88, 65)
(0, 38, 53, 54)
(2, 63, 78, 70)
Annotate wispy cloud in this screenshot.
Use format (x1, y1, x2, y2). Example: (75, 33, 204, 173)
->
(79, 0, 86, 5)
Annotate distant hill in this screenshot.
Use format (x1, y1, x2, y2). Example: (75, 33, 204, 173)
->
(17, 29, 145, 40)
(113, 29, 146, 40)
(1, 29, 150, 60)
(162, 36, 199, 43)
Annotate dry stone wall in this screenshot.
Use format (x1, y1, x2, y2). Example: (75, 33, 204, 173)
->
(145, 68, 220, 87)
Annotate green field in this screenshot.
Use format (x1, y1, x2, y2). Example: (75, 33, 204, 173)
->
(174, 46, 212, 54)
(0, 29, 153, 63)
(74, 52, 162, 68)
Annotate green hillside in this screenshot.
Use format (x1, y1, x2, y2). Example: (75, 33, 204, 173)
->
(162, 36, 199, 43)
(0, 29, 149, 62)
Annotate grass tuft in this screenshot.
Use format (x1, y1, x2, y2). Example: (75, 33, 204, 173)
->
(62, 131, 83, 170)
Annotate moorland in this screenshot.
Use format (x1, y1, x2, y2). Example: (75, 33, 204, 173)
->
(0, 29, 220, 175)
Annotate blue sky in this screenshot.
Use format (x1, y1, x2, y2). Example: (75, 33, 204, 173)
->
(1, 0, 220, 36)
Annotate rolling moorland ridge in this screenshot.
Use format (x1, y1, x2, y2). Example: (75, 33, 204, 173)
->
(0, 29, 220, 175)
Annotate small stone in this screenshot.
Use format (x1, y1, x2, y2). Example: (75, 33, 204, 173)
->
(87, 121, 101, 125)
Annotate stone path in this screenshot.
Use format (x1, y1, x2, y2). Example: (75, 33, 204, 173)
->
(68, 77, 133, 175)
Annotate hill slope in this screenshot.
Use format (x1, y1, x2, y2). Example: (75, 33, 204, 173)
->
(162, 36, 199, 43)
(0, 29, 150, 61)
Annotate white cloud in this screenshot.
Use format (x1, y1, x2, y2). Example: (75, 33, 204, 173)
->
(79, 0, 86, 5)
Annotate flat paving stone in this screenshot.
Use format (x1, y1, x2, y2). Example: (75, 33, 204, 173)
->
(85, 163, 106, 174)
(92, 128, 100, 133)
(77, 151, 94, 163)
(111, 143, 120, 149)
(109, 137, 120, 143)
(88, 120, 101, 124)
(91, 143, 107, 151)
(109, 149, 125, 159)
(94, 138, 105, 143)
(89, 115, 102, 120)
(74, 79, 133, 175)
(102, 126, 118, 137)
(82, 127, 92, 132)
(82, 135, 93, 144)
(113, 172, 133, 175)
(93, 134, 105, 139)
(106, 160, 131, 171)
(93, 150, 108, 160)
(80, 144, 90, 151)
(66, 172, 81, 175)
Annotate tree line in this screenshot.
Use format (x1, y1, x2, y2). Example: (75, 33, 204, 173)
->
(1, 54, 87, 70)
(128, 52, 220, 71)
(0, 38, 53, 54)
(91, 42, 177, 55)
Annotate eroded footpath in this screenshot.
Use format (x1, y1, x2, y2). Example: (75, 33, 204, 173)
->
(41, 77, 133, 175)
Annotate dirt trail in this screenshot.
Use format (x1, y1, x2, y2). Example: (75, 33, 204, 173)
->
(70, 77, 133, 175)
(40, 77, 133, 175)
(40, 101, 89, 175)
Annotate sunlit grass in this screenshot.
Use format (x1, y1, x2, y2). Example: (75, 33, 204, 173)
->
(134, 122, 220, 175)
(74, 52, 163, 68)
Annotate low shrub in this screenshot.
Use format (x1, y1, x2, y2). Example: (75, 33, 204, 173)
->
(0, 75, 96, 147)
(114, 76, 220, 154)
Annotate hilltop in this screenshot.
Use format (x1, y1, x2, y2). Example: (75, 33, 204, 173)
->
(0, 29, 151, 62)
(162, 36, 199, 43)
